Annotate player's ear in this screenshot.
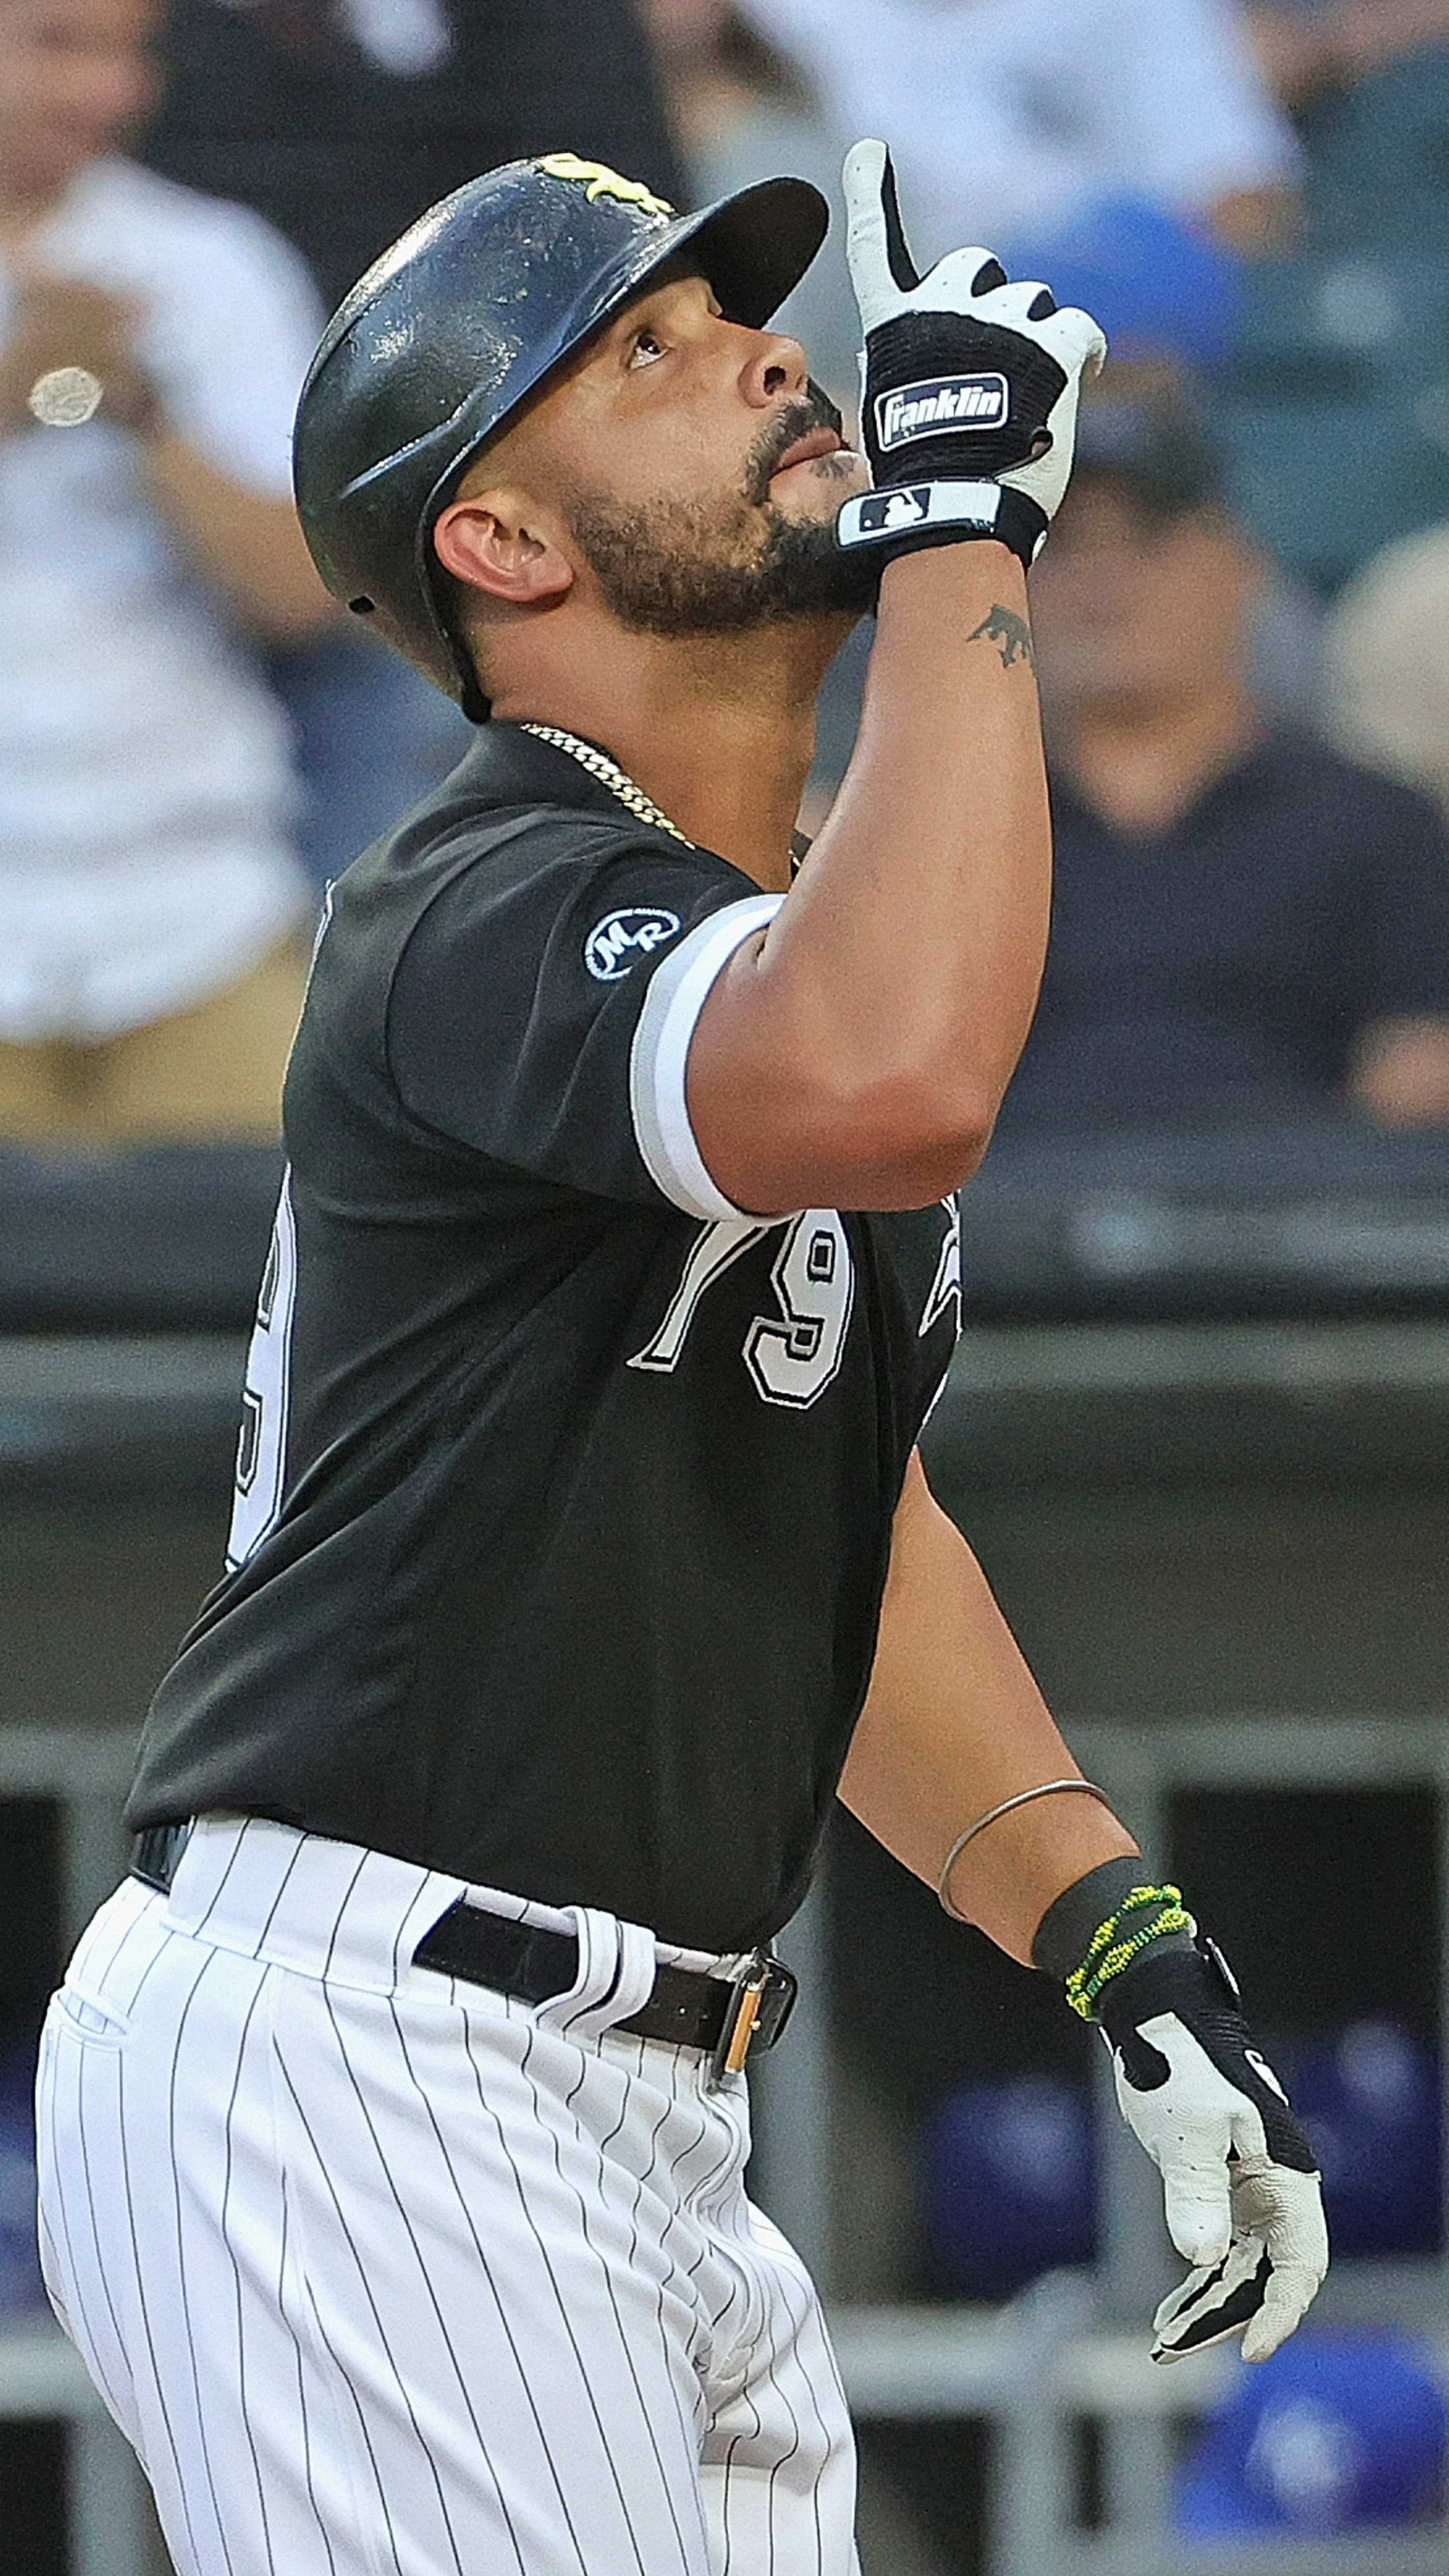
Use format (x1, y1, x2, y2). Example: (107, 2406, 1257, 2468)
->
(432, 487, 575, 607)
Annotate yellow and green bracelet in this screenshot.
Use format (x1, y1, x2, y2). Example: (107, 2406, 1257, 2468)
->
(1065, 1883, 1196, 2022)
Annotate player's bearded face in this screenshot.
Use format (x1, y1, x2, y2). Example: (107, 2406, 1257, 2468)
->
(559, 385, 868, 632)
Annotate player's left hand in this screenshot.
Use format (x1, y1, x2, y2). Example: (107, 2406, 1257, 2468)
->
(1096, 1939, 1329, 2363)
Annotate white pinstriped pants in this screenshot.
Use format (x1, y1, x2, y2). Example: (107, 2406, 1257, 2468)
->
(34, 1816, 858, 2576)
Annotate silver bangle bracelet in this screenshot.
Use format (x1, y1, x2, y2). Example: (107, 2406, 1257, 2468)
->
(937, 1779, 1115, 1924)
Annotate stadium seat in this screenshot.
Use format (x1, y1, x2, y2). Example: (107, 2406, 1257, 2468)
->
(1177, 2330, 1446, 2533)
(922, 2073, 1096, 2297)
(1217, 245, 1449, 587)
(1275, 2019, 1441, 2259)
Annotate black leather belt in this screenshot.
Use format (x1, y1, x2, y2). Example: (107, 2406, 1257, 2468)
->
(133, 1821, 192, 1894)
(132, 1824, 797, 2081)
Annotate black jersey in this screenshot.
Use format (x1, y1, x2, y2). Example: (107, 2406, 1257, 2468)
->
(127, 722, 962, 1951)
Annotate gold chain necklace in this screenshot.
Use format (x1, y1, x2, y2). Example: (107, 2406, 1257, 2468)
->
(519, 723, 692, 846)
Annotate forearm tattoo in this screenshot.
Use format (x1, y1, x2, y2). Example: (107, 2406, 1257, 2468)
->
(968, 605, 1035, 670)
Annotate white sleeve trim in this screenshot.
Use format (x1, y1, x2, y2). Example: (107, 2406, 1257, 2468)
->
(629, 893, 783, 1221)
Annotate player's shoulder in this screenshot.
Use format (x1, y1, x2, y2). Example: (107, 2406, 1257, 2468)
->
(341, 720, 750, 932)
(307, 722, 753, 1055)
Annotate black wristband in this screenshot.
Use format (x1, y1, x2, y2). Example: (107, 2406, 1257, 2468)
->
(1033, 1858, 1188, 1980)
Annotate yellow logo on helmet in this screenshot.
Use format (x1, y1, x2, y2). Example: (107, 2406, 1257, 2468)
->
(539, 153, 673, 219)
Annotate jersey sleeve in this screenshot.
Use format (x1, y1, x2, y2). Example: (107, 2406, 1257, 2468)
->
(386, 824, 782, 1216)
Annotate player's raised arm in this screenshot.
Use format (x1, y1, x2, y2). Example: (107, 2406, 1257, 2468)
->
(840, 1452, 1330, 2364)
(688, 141, 1105, 1216)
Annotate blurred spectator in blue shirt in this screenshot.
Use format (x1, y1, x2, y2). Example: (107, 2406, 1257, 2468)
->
(1003, 399, 1449, 1132)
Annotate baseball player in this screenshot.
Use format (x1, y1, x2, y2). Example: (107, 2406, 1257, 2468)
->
(35, 146, 1327, 2576)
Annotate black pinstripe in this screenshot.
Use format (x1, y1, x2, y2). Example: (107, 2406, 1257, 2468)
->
(391, 1871, 457, 1993)
(297, 1993, 472, 2574)
(627, 2058, 716, 2486)
(318, 1848, 371, 1983)
(461, 2010, 656, 2576)
(756, 2264, 813, 2576)
(116, 2027, 206, 2572)
(788, 2271, 851, 2574)
(276, 2190, 340, 2576)
(272, 2050, 407, 2570)
(387, 1998, 591, 2576)
(717, 2377, 766, 2576)
(167, 1948, 243, 2576)
(585, 2036, 712, 2513)
(46, 2033, 133, 2440)
(622, 2051, 731, 2420)
(252, 1837, 309, 1955)
(517, 2013, 701, 2575)
(322, 1989, 528, 2575)
(189, 1825, 254, 1943)
(84, 1886, 155, 1996)
(218, 1970, 281, 2573)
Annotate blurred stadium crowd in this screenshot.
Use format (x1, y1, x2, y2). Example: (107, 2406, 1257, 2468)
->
(4, 1, 1449, 2568)
(7, 0, 1449, 1144)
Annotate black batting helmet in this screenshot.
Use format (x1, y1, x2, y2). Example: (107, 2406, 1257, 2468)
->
(293, 151, 829, 718)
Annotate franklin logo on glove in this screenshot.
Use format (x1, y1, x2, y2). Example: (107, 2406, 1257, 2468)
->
(876, 375, 1008, 450)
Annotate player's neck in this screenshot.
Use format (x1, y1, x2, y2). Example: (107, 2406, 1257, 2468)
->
(492, 616, 841, 890)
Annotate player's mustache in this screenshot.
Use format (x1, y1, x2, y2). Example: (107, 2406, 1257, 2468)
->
(746, 383, 847, 505)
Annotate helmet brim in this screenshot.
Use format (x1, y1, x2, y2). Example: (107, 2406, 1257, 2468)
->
(635, 173, 830, 332)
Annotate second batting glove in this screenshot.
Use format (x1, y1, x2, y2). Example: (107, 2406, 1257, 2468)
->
(1035, 1860, 1328, 2364)
(1098, 1938, 1330, 2363)
(835, 138, 1107, 576)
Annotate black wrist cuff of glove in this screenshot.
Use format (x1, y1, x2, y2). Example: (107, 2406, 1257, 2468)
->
(836, 478, 1047, 575)
(1093, 1933, 1238, 2047)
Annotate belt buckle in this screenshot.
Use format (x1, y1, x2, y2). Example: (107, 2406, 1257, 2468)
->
(709, 1951, 798, 2083)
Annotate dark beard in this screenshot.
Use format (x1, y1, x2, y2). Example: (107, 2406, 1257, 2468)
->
(559, 386, 877, 633)
(562, 485, 870, 631)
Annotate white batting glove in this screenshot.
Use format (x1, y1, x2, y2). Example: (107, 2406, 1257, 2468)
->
(835, 137, 1107, 573)
(1099, 1952, 1330, 2364)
